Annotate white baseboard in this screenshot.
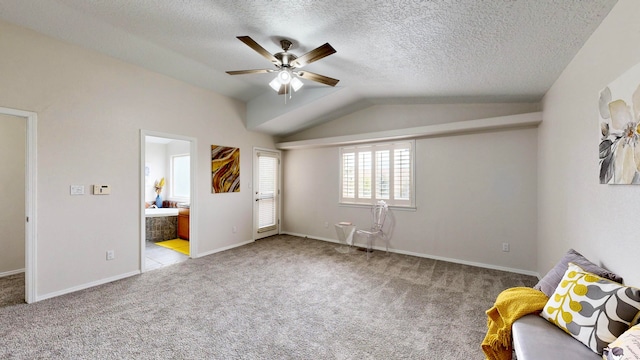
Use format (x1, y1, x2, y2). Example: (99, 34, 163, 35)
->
(0, 268, 25, 278)
(33, 233, 539, 303)
(280, 231, 540, 278)
(35, 239, 255, 303)
(197, 239, 255, 258)
(392, 248, 540, 278)
(282, 232, 340, 244)
(36, 270, 141, 302)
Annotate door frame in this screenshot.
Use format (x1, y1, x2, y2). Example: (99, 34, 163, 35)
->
(252, 147, 281, 240)
(0, 106, 37, 303)
(140, 130, 198, 272)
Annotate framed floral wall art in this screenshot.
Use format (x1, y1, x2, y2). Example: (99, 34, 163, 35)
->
(211, 145, 240, 193)
(599, 62, 640, 184)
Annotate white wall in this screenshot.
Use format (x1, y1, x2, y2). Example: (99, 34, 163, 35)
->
(0, 114, 26, 275)
(539, 0, 640, 286)
(0, 20, 275, 299)
(283, 121, 538, 273)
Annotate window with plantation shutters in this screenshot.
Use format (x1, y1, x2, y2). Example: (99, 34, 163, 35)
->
(339, 140, 415, 208)
(394, 148, 410, 201)
(342, 153, 355, 199)
(358, 152, 371, 198)
(257, 153, 277, 232)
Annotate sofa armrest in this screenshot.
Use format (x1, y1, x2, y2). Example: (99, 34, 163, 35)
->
(512, 314, 600, 360)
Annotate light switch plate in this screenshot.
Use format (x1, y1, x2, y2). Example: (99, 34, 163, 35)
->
(70, 185, 84, 195)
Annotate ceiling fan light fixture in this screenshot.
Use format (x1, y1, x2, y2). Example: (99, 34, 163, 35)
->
(291, 77, 303, 92)
(269, 77, 281, 92)
(277, 69, 292, 84)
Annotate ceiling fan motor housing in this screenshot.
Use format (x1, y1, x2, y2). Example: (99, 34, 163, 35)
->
(274, 39, 296, 67)
(275, 54, 296, 68)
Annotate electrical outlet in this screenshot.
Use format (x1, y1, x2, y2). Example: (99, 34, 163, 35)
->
(232, 226, 237, 233)
(502, 243, 510, 252)
(106, 250, 115, 260)
(323, 222, 329, 228)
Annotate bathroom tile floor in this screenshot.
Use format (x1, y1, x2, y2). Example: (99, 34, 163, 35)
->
(145, 241, 189, 271)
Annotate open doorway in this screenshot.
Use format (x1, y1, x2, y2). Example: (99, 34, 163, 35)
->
(0, 106, 36, 304)
(0, 113, 26, 305)
(140, 130, 197, 272)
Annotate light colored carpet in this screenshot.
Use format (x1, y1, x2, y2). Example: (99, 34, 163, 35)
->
(0, 235, 536, 359)
(155, 238, 190, 255)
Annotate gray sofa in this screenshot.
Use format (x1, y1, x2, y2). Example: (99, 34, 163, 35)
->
(510, 249, 626, 360)
(512, 315, 601, 360)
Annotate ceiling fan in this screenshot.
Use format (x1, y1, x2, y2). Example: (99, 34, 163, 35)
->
(226, 36, 339, 95)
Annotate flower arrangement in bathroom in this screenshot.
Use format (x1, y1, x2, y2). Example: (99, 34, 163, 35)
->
(154, 177, 165, 208)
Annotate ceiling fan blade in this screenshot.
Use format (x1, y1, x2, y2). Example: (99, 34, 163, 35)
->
(226, 69, 274, 75)
(297, 71, 340, 87)
(236, 36, 280, 65)
(290, 43, 336, 68)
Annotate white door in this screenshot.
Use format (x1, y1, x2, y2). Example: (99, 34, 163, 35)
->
(253, 149, 280, 239)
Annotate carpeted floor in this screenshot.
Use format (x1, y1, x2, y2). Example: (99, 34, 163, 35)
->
(0, 235, 536, 359)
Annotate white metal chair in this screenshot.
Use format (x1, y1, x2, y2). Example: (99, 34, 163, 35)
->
(355, 200, 389, 258)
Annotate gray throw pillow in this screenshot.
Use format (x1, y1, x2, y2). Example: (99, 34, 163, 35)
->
(533, 248, 623, 297)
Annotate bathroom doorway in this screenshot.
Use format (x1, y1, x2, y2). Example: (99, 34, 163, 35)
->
(0, 106, 36, 304)
(140, 130, 197, 272)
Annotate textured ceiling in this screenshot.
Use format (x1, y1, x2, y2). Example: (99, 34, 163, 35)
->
(0, 0, 618, 136)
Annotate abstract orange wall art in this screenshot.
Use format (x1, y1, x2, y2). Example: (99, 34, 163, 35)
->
(211, 145, 240, 193)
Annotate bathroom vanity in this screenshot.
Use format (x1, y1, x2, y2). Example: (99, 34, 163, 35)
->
(177, 208, 190, 240)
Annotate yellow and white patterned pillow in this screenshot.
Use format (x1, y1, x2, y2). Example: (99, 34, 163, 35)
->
(540, 263, 640, 355)
(603, 324, 640, 360)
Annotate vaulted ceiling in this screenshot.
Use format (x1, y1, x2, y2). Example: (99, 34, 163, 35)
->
(0, 1, 618, 137)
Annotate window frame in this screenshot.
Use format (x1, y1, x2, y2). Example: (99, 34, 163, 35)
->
(339, 140, 415, 208)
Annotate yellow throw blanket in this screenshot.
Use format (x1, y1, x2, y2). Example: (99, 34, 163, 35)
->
(481, 287, 549, 360)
